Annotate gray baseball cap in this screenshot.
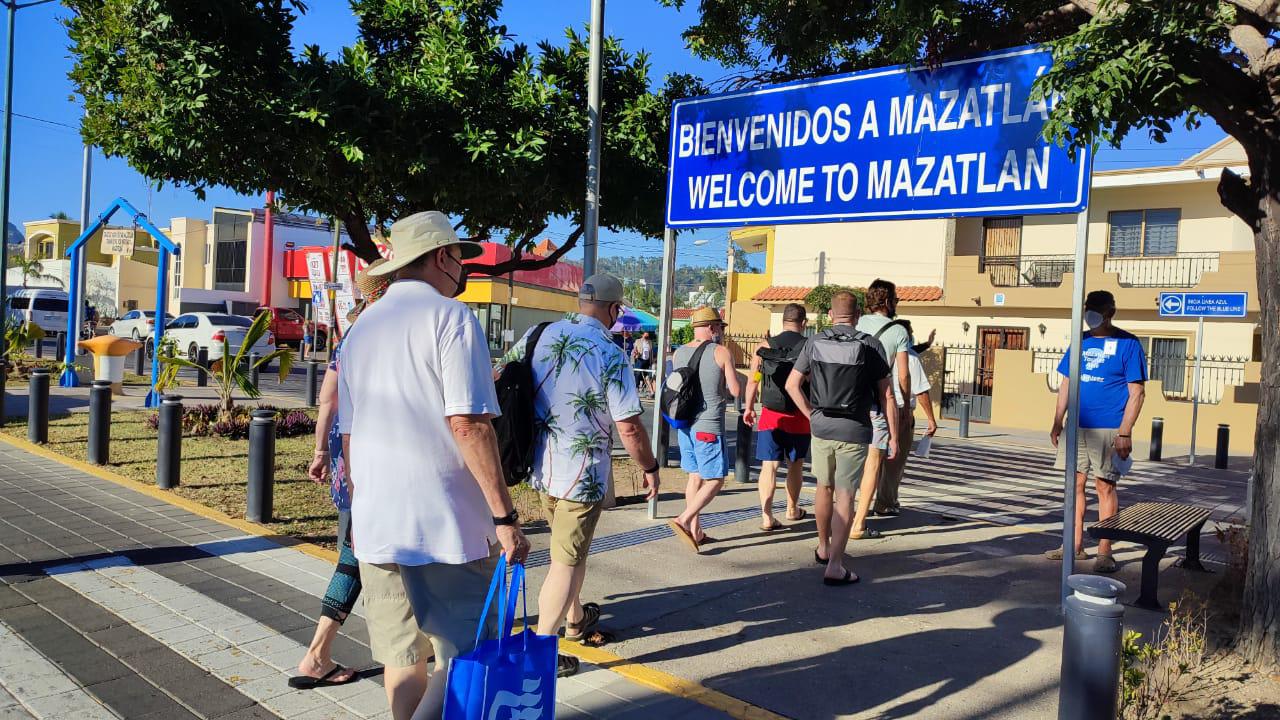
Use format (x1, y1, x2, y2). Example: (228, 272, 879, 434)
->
(578, 273, 624, 303)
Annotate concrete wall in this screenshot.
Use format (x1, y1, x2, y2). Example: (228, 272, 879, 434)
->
(986, 348, 1259, 452)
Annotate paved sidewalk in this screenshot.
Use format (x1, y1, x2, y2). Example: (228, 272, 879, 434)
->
(0, 442, 733, 720)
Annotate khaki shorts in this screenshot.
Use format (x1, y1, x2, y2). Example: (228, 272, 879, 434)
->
(358, 561, 432, 668)
(811, 437, 869, 494)
(1054, 426, 1120, 482)
(540, 495, 603, 567)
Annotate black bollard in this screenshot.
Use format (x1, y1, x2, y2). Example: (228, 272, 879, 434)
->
(246, 409, 276, 523)
(27, 368, 50, 444)
(134, 345, 146, 376)
(658, 417, 670, 468)
(196, 347, 209, 387)
(249, 352, 260, 391)
(1149, 417, 1164, 462)
(734, 395, 752, 484)
(306, 360, 320, 407)
(1215, 424, 1230, 470)
(1059, 574, 1126, 720)
(87, 380, 112, 465)
(33, 336, 42, 358)
(958, 398, 971, 439)
(156, 395, 183, 489)
(55, 332, 66, 361)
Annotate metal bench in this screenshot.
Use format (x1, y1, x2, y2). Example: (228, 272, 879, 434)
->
(1089, 502, 1211, 610)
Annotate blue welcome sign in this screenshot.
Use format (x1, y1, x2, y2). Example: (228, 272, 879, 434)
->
(665, 45, 1091, 228)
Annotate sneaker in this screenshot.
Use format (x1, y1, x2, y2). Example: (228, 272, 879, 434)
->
(1045, 547, 1089, 561)
(1094, 553, 1118, 574)
(557, 654, 581, 678)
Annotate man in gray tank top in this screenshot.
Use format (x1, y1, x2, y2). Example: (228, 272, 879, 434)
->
(667, 307, 741, 552)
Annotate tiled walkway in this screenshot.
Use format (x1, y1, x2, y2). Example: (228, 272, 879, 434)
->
(0, 442, 733, 720)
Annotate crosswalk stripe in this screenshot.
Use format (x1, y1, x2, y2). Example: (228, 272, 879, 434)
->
(0, 620, 117, 719)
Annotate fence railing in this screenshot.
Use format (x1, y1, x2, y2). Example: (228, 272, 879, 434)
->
(1102, 252, 1220, 288)
(984, 254, 1075, 287)
(1032, 346, 1248, 403)
(984, 252, 1222, 289)
(724, 333, 767, 368)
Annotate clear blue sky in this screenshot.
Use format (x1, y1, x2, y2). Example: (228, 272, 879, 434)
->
(3, 1, 1227, 271)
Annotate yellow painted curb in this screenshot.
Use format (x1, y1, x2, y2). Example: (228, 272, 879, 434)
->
(0, 430, 787, 720)
(0, 431, 339, 564)
(559, 641, 789, 720)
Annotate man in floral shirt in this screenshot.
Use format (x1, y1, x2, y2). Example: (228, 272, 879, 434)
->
(502, 273, 660, 677)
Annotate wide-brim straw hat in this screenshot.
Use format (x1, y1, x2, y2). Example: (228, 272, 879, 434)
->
(690, 306, 725, 327)
(367, 210, 482, 277)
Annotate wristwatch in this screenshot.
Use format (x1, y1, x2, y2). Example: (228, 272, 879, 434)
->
(492, 509, 520, 526)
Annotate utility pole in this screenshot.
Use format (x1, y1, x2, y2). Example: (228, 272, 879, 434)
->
(723, 235, 736, 327)
(73, 107, 91, 348)
(581, 0, 605, 278)
(328, 218, 341, 344)
(817, 250, 827, 286)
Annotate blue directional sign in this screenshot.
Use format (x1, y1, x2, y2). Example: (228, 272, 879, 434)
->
(1158, 292, 1249, 318)
(666, 45, 1092, 228)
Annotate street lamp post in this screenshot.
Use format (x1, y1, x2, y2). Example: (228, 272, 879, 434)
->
(581, 0, 604, 278)
(0, 0, 59, 372)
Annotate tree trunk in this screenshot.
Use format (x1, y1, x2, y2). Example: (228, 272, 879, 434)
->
(1237, 167, 1280, 668)
(338, 212, 382, 264)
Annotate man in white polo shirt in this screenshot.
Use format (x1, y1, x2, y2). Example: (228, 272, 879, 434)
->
(338, 210, 529, 720)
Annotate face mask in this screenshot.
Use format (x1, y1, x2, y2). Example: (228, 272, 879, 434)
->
(442, 252, 468, 297)
(1084, 310, 1105, 330)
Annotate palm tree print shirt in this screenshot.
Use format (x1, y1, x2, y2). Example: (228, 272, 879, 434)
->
(504, 314, 643, 503)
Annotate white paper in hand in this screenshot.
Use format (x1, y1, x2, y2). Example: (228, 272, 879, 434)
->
(914, 435, 932, 458)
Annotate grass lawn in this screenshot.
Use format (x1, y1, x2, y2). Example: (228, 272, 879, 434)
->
(1, 408, 548, 549)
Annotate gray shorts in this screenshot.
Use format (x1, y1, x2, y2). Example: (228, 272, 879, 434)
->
(811, 437, 869, 494)
(870, 410, 890, 451)
(1054, 427, 1120, 482)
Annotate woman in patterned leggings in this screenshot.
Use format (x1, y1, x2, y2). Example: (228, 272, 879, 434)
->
(288, 262, 390, 690)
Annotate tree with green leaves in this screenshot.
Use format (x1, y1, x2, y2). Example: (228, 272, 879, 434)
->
(671, 0, 1280, 665)
(66, 0, 701, 274)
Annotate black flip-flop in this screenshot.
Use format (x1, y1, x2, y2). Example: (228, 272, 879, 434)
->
(761, 518, 784, 532)
(287, 664, 357, 690)
(851, 527, 883, 540)
(786, 508, 808, 522)
(557, 654, 581, 678)
(823, 570, 860, 587)
(814, 549, 829, 565)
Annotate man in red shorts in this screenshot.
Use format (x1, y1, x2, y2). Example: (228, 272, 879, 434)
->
(743, 303, 811, 531)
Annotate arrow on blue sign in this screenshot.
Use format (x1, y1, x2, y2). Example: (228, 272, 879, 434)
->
(1160, 294, 1183, 314)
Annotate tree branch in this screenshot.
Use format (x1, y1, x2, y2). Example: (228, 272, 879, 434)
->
(1024, 3, 1091, 35)
(465, 225, 584, 277)
(1218, 168, 1264, 230)
(338, 210, 382, 263)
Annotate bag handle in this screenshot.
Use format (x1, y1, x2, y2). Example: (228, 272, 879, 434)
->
(497, 562, 531, 653)
(473, 554, 508, 649)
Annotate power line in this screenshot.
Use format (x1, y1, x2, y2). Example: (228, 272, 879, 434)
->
(5, 110, 79, 131)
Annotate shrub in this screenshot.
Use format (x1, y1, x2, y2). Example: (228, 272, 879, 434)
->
(1119, 593, 1209, 720)
(145, 403, 316, 439)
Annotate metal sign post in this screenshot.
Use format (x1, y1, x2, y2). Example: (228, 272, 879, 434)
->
(648, 227, 678, 520)
(1060, 210, 1089, 602)
(1157, 291, 1249, 466)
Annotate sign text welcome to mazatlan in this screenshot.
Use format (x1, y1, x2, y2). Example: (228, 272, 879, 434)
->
(665, 45, 1092, 228)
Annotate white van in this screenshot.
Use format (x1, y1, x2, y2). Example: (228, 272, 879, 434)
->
(5, 288, 74, 335)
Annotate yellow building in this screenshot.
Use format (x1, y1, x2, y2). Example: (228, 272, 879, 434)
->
(23, 218, 153, 267)
(732, 137, 1261, 451)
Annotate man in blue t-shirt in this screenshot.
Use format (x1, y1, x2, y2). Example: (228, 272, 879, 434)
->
(1049, 290, 1147, 573)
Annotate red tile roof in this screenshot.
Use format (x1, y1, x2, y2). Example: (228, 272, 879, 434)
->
(672, 308, 694, 320)
(751, 285, 943, 303)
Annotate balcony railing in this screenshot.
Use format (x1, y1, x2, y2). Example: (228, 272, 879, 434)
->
(1102, 252, 1220, 288)
(983, 254, 1075, 287)
(983, 251, 1222, 288)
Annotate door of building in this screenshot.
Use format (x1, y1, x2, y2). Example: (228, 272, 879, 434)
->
(982, 217, 1023, 287)
(971, 326, 1029, 422)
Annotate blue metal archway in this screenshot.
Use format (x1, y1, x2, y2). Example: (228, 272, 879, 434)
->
(61, 197, 179, 408)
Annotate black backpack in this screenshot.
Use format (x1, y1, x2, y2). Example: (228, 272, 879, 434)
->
(809, 329, 877, 418)
(493, 322, 551, 486)
(757, 334, 806, 413)
(661, 341, 712, 430)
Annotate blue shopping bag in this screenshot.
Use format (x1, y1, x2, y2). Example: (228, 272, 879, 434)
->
(444, 556, 558, 720)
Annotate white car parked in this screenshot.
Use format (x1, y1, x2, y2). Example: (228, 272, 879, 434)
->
(161, 313, 275, 363)
(108, 309, 174, 341)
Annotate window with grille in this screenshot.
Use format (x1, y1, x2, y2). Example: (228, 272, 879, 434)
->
(1108, 209, 1180, 257)
(1139, 336, 1187, 394)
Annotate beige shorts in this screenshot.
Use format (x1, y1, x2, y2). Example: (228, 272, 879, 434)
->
(1054, 426, 1120, 482)
(811, 437, 869, 494)
(540, 495, 603, 567)
(358, 562, 432, 668)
